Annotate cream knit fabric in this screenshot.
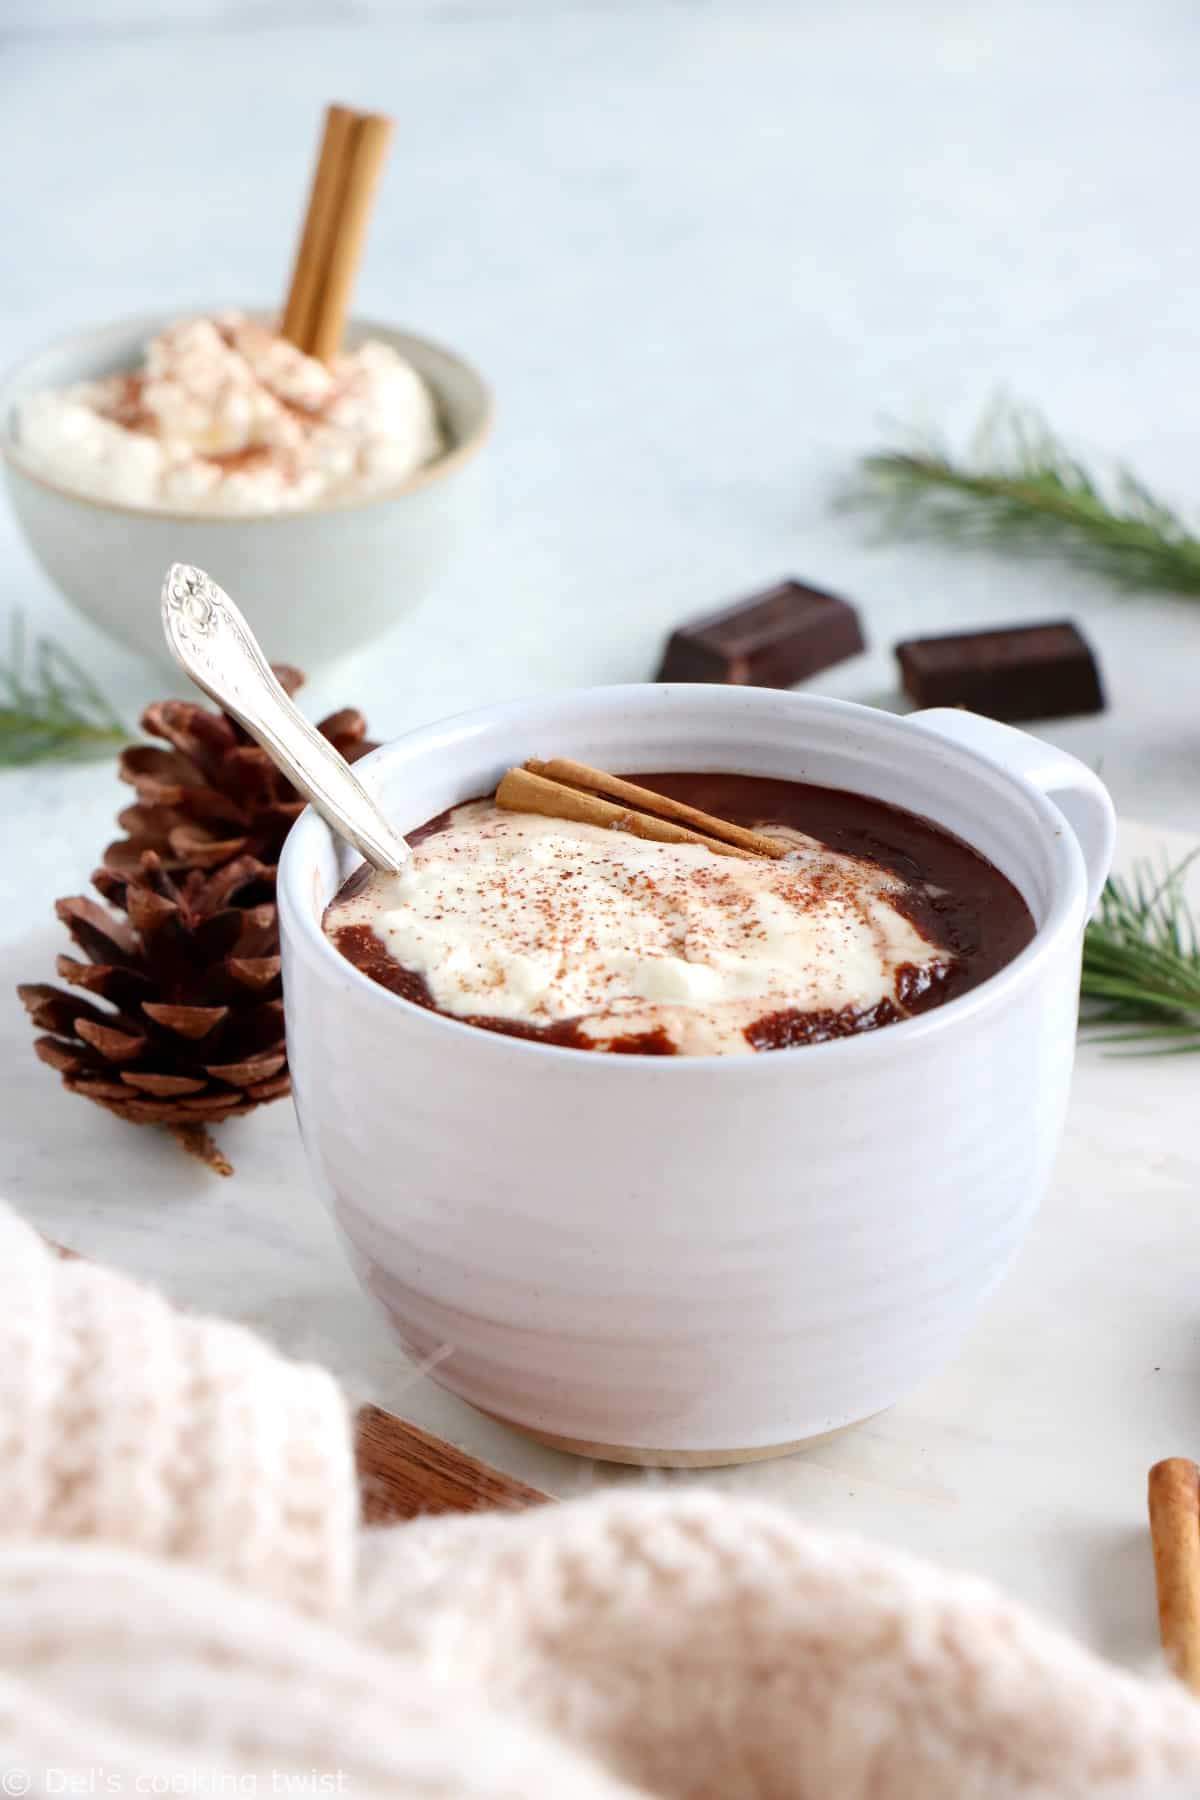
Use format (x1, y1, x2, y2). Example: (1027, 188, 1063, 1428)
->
(0, 1211, 354, 1616)
(1, 1202, 1199, 1800)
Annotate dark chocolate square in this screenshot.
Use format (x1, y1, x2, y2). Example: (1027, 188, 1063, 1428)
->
(655, 579, 866, 688)
(895, 621, 1105, 722)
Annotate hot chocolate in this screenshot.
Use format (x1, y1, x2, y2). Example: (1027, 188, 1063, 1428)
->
(323, 772, 1035, 1057)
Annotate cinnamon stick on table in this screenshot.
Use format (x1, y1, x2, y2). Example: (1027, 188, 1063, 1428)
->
(1148, 1457, 1200, 1694)
(280, 103, 395, 362)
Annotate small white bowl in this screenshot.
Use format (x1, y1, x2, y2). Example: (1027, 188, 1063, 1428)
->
(0, 311, 492, 672)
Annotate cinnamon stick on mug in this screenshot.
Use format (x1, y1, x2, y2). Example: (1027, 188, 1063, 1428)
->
(495, 763, 797, 861)
(1148, 1457, 1200, 1694)
(524, 759, 790, 859)
(496, 767, 759, 859)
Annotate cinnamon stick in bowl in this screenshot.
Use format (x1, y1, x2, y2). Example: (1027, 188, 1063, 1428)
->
(280, 103, 356, 354)
(525, 759, 790, 858)
(281, 103, 395, 363)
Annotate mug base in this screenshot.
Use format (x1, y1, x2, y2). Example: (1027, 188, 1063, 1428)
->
(484, 1411, 872, 1468)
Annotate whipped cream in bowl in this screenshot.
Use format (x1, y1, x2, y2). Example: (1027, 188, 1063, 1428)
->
(12, 311, 445, 516)
(0, 309, 491, 668)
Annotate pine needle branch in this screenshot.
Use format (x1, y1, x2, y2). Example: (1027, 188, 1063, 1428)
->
(851, 397, 1200, 598)
(1081, 854, 1200, 1053)
(0, 615, 129, 766)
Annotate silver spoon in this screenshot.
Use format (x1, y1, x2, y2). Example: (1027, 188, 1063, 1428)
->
(160, 563, 410, 874)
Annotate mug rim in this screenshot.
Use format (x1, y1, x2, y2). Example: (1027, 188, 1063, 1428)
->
(278, 684, 1088, 1072)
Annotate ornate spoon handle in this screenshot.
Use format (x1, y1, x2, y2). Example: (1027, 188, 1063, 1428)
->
(161, 564, 409, 874)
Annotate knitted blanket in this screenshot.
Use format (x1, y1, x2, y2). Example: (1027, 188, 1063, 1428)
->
(1, 1204, 1197, 1798)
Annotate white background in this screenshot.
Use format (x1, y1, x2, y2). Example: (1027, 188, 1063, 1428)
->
(1, 0, 1199, 829)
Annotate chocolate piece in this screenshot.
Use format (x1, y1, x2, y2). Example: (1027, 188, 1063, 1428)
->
(895, 621, 1105, 723)
(656, 579, 866, 687)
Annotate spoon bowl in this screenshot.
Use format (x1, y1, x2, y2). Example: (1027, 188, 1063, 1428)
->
(160, 563, 410, 875)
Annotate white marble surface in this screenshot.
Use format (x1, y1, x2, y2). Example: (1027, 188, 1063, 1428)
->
(3, 0, 1200, 1671)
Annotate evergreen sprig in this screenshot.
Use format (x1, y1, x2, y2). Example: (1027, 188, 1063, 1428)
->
(0, 616, 128, 765)
(853, 399, 1200, 597)
(1081, 855, 1200, 1053)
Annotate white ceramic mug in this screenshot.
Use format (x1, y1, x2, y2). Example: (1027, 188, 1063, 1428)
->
(278, 685, 1115, 1465)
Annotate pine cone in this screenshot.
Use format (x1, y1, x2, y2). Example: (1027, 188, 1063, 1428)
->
(20, 854, 289, 1175)
(20, 668, 375, 1175)
(104, 666, 374, 882)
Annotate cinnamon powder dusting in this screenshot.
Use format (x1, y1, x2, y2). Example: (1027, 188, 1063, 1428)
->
(324, 775, 1034, 1057)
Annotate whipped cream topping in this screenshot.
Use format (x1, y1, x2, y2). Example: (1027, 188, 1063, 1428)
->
(15, 312, 443, 514)
(327, 802, 955, 1056)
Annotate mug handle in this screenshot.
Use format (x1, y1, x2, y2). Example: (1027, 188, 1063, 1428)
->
(906, 708, 1116, 918)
